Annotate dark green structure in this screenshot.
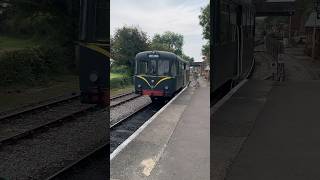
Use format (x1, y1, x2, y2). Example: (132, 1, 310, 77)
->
(134, 51, 189, 101)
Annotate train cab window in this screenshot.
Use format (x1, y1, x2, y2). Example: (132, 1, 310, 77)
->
(149, 59, 157, 75)
(171, 62, 177, 76)
(138, 61, 148, 74)
(158, 59, 170, 76)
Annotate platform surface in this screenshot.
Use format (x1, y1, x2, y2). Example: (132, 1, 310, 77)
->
(111, 78, 210, 180)
(214, 80, 320, 180)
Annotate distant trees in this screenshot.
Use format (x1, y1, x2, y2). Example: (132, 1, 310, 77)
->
(111, 26, 150, 68)
(111, 27, 195, 71)
(151, 31, 184, 56)
(199, 3, 210, 64)
(1, 0, 78, 43)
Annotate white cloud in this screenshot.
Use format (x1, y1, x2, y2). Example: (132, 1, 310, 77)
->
(111, 0, 209, 62)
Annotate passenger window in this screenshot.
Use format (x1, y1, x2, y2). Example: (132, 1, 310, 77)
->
(171, 62, 177, 76)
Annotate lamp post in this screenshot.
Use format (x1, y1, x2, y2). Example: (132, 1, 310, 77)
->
(312, 0, 320, 60)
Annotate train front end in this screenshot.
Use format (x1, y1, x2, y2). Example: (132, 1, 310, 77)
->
(134, 51, 176, 100)
(78, 0, 109, 106)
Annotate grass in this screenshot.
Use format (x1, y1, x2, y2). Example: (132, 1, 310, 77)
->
(110, 72, 133, 96)
(0, 75, 79, 112)
(0, 36, 39, 51)
(110, 85, 134, 97)
(110, 73, 127, 79)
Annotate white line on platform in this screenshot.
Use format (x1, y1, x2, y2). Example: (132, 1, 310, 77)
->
(211, 79, 248, 115)
(110, 86, 188, 161)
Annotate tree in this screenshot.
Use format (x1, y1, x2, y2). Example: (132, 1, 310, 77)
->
(151, 31, 183, 56)
(199, 4, 210, 64)
(111, 26, 150, 69)
(202, 42, 209, 61)
(181, 54, 194, 63)
(199, 4, 210, 40)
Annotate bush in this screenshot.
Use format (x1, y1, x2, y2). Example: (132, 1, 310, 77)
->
(0, 46, 73, 86)
(111, 65, 132, 75)
(110, 76, 133, 89)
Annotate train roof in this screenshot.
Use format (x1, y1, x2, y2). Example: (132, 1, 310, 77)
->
(135, 51, 188, 64)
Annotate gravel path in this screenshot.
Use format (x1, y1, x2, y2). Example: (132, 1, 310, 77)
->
(110, 93, 140, 107)
(0, 99, 92, 142)
(0, 108, 108, 180)
(110, 96, 151, 127)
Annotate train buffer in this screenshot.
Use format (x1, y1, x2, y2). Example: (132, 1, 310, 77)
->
(213, 79, 320, 179)
(110, 78, 209, 180)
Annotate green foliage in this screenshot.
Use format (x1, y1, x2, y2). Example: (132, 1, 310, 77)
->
(111, 27, 195, 67)
(111, 65, 131, 75)
(199, 4, 210, 40)
(181, 54, 194, 63)
(0, 46, 70, 86)
(1, 0, 78, 44)
(199, 3, 210, 62)
(151, 31, 183, 55)
(111, 26, 150, 69)
(110, 76, 132, 89)
(202, 42, 210, 64)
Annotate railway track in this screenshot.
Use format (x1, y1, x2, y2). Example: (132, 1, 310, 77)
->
(45, 101, 163, 179)
(110, 91, 141, 107)
(0, 91, 139, 147)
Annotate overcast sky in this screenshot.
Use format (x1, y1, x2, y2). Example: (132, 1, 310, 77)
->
(110, 0, 209, 62)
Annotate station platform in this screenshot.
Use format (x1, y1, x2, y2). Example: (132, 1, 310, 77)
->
(110, 78, 210, 180)
(213, 79, 320, 179)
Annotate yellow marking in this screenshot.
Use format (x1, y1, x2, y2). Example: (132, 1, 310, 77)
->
(140, 158, 156, 176)
(154, 76, 172, 88)
(78, 42, 111, 58)
(136, 75, 152, 88)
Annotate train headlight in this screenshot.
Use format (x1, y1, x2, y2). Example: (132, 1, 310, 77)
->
(138, 84, 141, 88)
(164, 86, 169, 90)
(89, 73, 98, 82)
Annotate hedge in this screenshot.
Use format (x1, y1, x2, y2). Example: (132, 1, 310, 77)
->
(0, 46, 72, 86)
(110, 76, 133, 89)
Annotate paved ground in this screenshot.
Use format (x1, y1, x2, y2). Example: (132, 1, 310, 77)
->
(111, 78, 210, 180)
(252, 44, 320, 81)
(227, 81, 320, 180)
(213, 43, 320, 180)
(212, 80, 273, 180)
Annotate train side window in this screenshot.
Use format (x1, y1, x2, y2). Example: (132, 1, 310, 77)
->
(251, 10, 255, 36)
(220, 2, 230, 44)
(247, 8, 250, 37)
(230, 4, 237, 42)
(242, 7, 246, 35)
(171, 62, 177, 76)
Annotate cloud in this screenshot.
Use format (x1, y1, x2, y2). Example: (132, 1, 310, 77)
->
(111, 0, 209, 62)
